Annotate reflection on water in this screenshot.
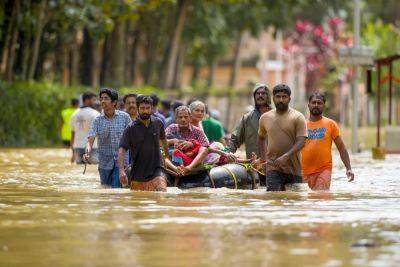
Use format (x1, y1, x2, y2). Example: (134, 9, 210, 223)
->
(0, 148, 399, 266)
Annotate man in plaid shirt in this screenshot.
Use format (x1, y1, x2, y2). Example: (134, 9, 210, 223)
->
(84, 88, 131, 188)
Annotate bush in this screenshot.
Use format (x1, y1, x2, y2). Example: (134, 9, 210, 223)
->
(0, 82, 168, 147)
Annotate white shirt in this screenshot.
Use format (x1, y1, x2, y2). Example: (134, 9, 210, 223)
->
(70, 107, 100, 148)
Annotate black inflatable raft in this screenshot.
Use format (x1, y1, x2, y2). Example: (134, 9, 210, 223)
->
(165, 163, 260, 189)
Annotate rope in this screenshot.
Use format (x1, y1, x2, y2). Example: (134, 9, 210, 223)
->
(220, 166, 238, 189)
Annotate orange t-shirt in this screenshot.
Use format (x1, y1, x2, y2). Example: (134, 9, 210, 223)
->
(302, 117, 340, 175)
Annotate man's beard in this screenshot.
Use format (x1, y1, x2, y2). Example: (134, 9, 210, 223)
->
(275, 103, 288, 111)
(311, 108, 323, 116)
(139, 113, 151, 120)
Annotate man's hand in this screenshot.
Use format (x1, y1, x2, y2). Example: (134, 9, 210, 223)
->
(224, 152, 237, 163)
(119, 170, 128, 187)
(346, 169, 355, 182)
(273, 153, 290, 169)
(82, 151, 90, 163)
(177, 141, 193, 150)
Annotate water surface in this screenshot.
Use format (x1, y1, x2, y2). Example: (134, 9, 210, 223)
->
(0, 148, 399, 266)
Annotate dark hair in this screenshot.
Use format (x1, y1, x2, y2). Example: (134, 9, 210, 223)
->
(136, 95, 153, 107)
(272, 84, 291, 96)
(123, 93, 137, 104)
(71, 98, 79, 106)
(99, 88, 118, 102)
(150, 93, 159, 106)
(161, 99, 171, 110)
(82, 92, 96, 103)
(172, 101, 184, 111)
(308, 92, 326, 103)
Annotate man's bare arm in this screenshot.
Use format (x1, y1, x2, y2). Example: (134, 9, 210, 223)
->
(117, 147, 128, 186)
(274, 136, 306, 168)
(334, 136, 354, 181)
(161, 139, 170, 160)
(83, 136, 95, 162)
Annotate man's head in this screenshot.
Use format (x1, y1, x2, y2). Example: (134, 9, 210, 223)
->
(160, 99, 171, 117)
(253, 83, 271, 109)
(99, 88, 118, 110)
(82, 92, 97, 107)
(123, 93, 138, 117)
(272, 84, 291, 112)
(150, 93, 160, 113)
(71, 98, 79, 108)
(175, 106, 191, 128)
(308, 92, 326, 116)
(136, 95, 153, 120)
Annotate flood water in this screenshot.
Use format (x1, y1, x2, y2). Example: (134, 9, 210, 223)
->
(0, 148, 399, 267)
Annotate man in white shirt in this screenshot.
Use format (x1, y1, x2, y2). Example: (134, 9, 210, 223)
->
(70, 92, 100, 164)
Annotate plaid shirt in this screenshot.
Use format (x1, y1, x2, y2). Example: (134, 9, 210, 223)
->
(88, 110, 131, 169)
(165, 123, 209, 147)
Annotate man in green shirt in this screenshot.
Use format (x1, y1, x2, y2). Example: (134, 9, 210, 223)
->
(202, 106, 226, 145)
(61, 98, 79, 147)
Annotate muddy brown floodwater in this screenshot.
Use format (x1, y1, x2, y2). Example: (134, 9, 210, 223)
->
(0, 148, 399, 267)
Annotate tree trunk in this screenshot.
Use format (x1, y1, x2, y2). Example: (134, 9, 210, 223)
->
(144, 33, 157, 85)
(21, 34, 32, 80)
(28, 0, 47, 81)
(61, 44, 70, 86)
(207, 59, 218, 88)
(70, 29, 83, 85)
(109, 22, 126, 86)
(131, 23, 141, 85)
(191, 61, 200, 86)
(80, 28, 92, 86)
(0, 2, 16, 76)
(2, 0, 21, 81)
(228, 31, 245, 88)
(160, 0, 188, 89)
(124, 21, 133, 85)
(172, 42, 186, 89)
(91, 39, 104, 88)
(6, 0, 21, 83)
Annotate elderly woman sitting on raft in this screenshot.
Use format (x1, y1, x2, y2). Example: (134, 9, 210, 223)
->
(165, 105, 258, 175)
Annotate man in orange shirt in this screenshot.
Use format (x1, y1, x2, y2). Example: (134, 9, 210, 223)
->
(302, 93, 355, 190)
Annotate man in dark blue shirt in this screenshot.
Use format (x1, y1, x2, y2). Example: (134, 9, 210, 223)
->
(118, 95, 170, 191)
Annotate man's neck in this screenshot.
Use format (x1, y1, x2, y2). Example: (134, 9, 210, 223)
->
(258, 105, 271, 115)
(104, 108, 115, 119)
(139, 117, 150, 127)
(309, 114, 323, 122)
(129, 113, 138, 120)
(179, 124, 190, 133)
(276, 107, 289, 115)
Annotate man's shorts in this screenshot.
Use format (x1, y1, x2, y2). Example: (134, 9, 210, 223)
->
(131, 168, 167, 192)
(266, 170, 303, 191)
(303, 169, 332, 190)
(74, 148, 99, 164)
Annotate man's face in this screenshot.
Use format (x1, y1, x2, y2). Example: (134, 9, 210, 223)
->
(255, 87, 268, 106)
(273, 92, 290, 111)
(87, 96, 97, 108)
(308, 97, 325, 116)
(138, 103, 152, 120)
(176, 110, 190, 128)
(124, 96, 137, 116)
(100, 93, 115, 110)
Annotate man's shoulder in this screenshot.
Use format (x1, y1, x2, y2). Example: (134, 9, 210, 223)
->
(151, 115, 165, 126)
(166, 123, 179, 130)
(116, 110, 130, 118)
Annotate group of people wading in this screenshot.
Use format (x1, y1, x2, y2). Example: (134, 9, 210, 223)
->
(68, 83, 354, 192)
